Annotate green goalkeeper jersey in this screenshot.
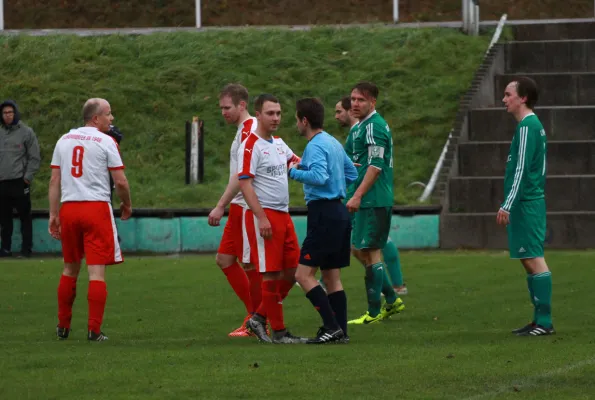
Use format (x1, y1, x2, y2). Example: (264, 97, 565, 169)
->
(347, 110, 394, 208)
(501, 113, 547, 213)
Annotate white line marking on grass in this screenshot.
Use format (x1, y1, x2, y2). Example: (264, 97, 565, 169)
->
(464, 357, 595, 400)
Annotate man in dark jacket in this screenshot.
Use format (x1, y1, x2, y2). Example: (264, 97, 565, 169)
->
(0, 100, 41, 257)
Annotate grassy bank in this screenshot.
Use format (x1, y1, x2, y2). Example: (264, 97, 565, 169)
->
(0, 27, 490, 209)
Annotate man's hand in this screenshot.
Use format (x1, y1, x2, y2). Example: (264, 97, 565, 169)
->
(48, 215, 61, 240)
(353, 163, 361, 167)
(258, 215, 272, 239)
(496, 208, 510, 226)
(24, 179, 30, 185)
(120, 203, 132, 220)
(346, 195, 361, 213)
(208, 206, 225, 226)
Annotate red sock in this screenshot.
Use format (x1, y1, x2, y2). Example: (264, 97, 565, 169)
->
(222, 262, 253, 314)
(88, 280, 107, 334)
(262, 280, 285, 331)
(245, 269, 262, 311)
(278, 279, 294, 301)
(57, 275, 77, 329)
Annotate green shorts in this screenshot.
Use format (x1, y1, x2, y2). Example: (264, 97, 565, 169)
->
(506, 198, 546, 259)
(351, 207, 392, 250)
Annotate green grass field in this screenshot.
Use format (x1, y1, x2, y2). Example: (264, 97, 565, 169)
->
(1, 250, 594, 399)
(0, 27, 491, 209)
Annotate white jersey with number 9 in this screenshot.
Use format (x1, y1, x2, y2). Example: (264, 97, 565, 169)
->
(50, 126, 125, 203)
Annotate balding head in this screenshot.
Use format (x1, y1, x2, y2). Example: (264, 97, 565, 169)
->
(83, 98, 113, 133)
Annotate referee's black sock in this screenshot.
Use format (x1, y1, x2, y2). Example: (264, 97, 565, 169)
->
(306, 285, 340, 331)
(328, 290, 347, 336)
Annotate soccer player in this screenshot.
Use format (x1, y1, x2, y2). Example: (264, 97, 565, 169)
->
(207, 84, 262, 337)
(50, 98, 132, 342)
(497, 77, 554, 336)
(345, 82, 405, 325)
(238, 94, 305, 344)
(289, 97, 357, 344)
(335, 96, 408, 296)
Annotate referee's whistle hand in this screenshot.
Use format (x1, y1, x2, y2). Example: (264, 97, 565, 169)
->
(258, 216, 273, 239)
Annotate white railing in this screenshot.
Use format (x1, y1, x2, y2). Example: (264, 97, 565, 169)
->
(417, 13, 508, 202)
(462, 0, 480, 35)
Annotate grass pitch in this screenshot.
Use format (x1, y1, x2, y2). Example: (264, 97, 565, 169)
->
(1, 250, 594, 399)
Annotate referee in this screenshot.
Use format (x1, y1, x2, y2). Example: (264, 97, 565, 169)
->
(289, 97, 358, 344)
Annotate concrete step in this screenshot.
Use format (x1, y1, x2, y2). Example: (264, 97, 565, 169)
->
(440, 212, 595, 249)
(505, 40, 595, 73)
(512, 21, 595, 41)
(448, 175, 595, 213)
(494, 72, 595, 106)
(468, 106, 595, 142)
(458, 140, 595, 176)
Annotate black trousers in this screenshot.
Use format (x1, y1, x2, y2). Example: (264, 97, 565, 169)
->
(0, 178, 33, 252)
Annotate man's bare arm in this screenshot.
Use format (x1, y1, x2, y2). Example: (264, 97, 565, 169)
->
(110, 169, 132, 207)
(49, 169, 61, 217)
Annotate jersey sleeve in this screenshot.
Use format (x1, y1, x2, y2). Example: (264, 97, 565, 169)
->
(106, 138, 125, 170)
(229, 134, 241, 178)
(237, 139, 258, 179)
(289, 143, 328, 186)
(365, 122, 390, 170)
(50, 142, 61, 169)
(501, 125, 536, 212)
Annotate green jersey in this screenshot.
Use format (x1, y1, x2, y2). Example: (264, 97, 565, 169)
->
(501, 113, 547, 213)
(347, 111, 394, 208)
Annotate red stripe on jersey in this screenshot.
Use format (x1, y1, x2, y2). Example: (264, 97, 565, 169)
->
(108, 166, 125, 170)
(51, 165, 60, 169)
(241, 118, 254, 142)
(239, 134, 259, 178)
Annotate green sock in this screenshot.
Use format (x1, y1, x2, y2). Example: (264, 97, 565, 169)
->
(382, 239, 404, 286)
(380, 264, 398, 304)
(531, 271, 553, 328)
(526, 274, 536, 323)
(365, 263, 384, 317)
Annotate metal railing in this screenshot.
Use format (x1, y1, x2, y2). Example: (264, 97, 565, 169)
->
(462, 0, 480, 35)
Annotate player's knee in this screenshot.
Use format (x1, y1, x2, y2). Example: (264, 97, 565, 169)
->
(521, 257, 549, 274)
(87, 265, 106, 281)
(215, 253, 235, 269)
(294, 266, 312, 285)
(282, 267, 297, 282)
(242, 263, 255, 271)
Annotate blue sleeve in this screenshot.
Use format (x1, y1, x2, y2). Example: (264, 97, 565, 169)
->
(289, 144, 329, 186)
(343, 150, 358, 184)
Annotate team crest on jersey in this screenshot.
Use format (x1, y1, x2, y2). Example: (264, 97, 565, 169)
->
(276, 147, 285, 155)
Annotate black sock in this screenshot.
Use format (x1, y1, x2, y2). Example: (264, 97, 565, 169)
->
(306, 285, 340, 331)
(328, 290, 347, 336)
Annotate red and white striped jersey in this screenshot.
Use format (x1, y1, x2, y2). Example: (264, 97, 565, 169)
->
(237, 134, 299, 212)
(50, 127, 124, 203)
(230, 117, 258, 207)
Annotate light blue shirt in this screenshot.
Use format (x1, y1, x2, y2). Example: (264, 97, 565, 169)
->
(289, 131, 358, 204)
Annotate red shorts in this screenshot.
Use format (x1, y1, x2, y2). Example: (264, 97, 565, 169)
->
(217, 203, 251, 263)
(59, 201, 123, 265)
(245, 208, 300, 273)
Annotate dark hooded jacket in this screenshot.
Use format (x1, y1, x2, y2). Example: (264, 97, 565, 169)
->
(0, 100, 41, 182)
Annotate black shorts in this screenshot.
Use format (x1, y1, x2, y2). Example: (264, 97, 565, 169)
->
(299, 199, 352, 270)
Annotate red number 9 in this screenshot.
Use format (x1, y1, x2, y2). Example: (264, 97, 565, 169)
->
(71, 146, 84, 178)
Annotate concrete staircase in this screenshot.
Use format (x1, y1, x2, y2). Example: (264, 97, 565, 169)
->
(441, 21, 595, 249)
